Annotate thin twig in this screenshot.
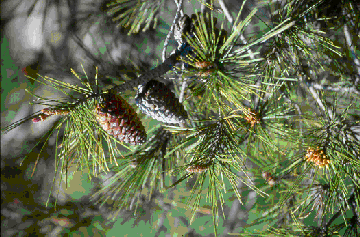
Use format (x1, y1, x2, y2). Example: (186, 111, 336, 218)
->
(218, 0, 255, 60)
(176, 55, 188, 128)
(201, 0, 211, 13)
(344, 24, 360, 88)
(308, 85, 333, 120)
(310, 83, 360, 95)
(178, 77, 187, 128)
(280, 91, 303, 137)
(178, 79, 187, 104)
(128, 193, 138, 210)
(299, 73, 334, 120)
(162, 0, 184, 62)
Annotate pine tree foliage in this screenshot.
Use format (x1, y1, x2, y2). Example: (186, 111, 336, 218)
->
(92, 125, 173, 216)
(106, 0, 162, 34)
(2, 0, 360, 236)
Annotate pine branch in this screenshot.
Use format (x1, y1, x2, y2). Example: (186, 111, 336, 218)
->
(112, 43, 192, 92)
(309, 82, 360, 95)
(2, 0, 360, 236)
(162, 0, 184, 62)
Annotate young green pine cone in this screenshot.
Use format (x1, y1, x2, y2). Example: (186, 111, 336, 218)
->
(42, 107, 70, 115)
(186, 164, 208, 173)
(135, 80, 188, 124)
(32, 113, 51, 123)
(32, 107, 70, 123)
(95, 92, 147, 145)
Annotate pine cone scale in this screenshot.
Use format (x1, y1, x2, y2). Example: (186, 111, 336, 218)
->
(95, 92, 147, 145)
(135, 80, 188, 124)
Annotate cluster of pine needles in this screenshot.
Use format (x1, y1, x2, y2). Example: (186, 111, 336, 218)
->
(2, 0, 359, 236)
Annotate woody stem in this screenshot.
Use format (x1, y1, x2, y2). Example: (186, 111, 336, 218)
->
(113, 43, 192, 93)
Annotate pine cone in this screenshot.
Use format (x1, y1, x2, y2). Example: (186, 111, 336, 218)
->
(95, 92, 147, 145)
(135, 80, 188, 124)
